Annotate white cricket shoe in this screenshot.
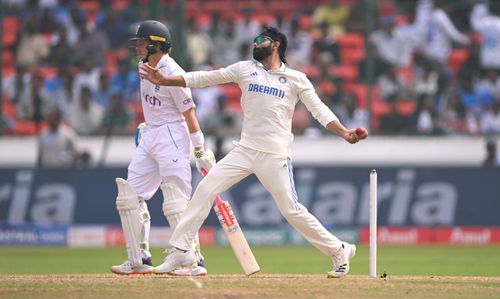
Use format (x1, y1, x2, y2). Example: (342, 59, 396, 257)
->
(169, 265, 208, 276)
(327, 243, 356, 278)
(111, 260, 154, 275)
(154, 248, 197, 274)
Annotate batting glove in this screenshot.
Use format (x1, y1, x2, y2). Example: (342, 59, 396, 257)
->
(194, 148, 216, 173)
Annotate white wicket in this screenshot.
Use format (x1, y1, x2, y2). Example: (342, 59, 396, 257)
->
(369, 169, 377, 278)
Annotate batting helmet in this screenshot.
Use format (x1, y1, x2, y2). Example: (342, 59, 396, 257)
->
(130, 20, 171, 53)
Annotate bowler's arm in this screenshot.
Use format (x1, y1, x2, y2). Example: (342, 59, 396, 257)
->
(139, 63, 187, 86)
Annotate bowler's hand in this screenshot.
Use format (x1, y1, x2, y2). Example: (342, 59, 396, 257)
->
(139, 63, 165, 85)
(343, 129, 361, 144)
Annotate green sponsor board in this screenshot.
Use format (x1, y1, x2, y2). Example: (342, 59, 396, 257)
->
(216, 227, 359, 246)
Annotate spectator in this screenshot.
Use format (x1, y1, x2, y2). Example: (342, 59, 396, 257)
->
(3, 65, 31, 104)
(423, 0, 470, 71)
(16, 73, 54, 132)
(204, 96, 241, 160)
(470, 3, 500, 70)
(213, 20, 241, 67)
(101, 92, 135, 135)
(480, 101, 500, 135)
(235, 8, 261, 59)
(285, 18, 313, 68)
(335, 91, 369, 132)
(46, 25, 74, 69)
(377, 66, 409, 102)
(315, 65, 342, 107)
(45, 68, 74, 121)
(411, 94, 438, 135)
(312, 0, 350, 35)
(104, 9, 132, 50)
(37, 108, 79, 168)
(72, 22, 110, 67)
(191, 77, 225, 130)
(111, 58, 140, 102)
(476, 70, 500, 101)
(413, 62, 439, 98)
(379, 99, 409, 135)
(483, 140, 500, 167)
(440, 94, 477, 134)
(292, 103, 312, 135)
(15, 15, 50, 69)
(94, 72, 114, 108)
(312, 22, 340, 64)
(186, 19, 214, 70)
(367, 0, 431, 74)
(457, 74, 493, 118)
(72, 57, 101, 104)
(68, 86, 104, 135)
(369, 12, 425, 69)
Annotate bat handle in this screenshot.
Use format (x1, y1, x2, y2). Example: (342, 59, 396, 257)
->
(201, 168, 223, 205)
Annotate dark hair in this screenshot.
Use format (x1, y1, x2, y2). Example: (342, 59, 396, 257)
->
(259, 26, 288, 64)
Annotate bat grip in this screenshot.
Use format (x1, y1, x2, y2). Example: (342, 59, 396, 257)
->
(201, 168, 223, 205)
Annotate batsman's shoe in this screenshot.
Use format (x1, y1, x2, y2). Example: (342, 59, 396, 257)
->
(111, 258, 154, 275)
(154, 248, 196, 274)
(169, 265, 208, 276)
(327, 243, 356, 278)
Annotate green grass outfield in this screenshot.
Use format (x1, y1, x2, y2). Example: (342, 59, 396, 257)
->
(1, 245, 500, 299)
(1, 245, 500, 276)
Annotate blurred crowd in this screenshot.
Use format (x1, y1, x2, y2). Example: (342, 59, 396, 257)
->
(2, 0, 500, 156)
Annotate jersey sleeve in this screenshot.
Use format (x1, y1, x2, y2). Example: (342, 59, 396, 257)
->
(168, 86, 195, 113)
(182, 61, 243, 88)
(164, 65, 196, 113)
(296, 74, 338, 127)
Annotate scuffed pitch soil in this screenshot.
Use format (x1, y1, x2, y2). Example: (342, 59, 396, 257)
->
(1, 274, 499, 299)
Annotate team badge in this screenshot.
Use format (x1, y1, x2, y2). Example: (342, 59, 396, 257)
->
(279, 76, 287, 84)
(155, 85, 160, 92)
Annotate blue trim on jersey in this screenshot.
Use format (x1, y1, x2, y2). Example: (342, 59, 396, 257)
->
(286, 159, 300, 211)
(166, 125, 178, 149)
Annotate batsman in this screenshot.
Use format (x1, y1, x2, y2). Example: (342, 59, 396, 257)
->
(111, 20, 215, 276)
(141, 26, 367, 277)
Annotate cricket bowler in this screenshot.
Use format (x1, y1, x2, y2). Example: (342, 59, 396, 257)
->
(140, 26, 365, 277)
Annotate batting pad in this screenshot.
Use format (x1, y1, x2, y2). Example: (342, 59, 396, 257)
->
(161, 183, 188, 230)
(116, 178, 151, 266)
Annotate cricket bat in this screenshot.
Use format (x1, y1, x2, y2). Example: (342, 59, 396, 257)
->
(202, 170, 260, 276)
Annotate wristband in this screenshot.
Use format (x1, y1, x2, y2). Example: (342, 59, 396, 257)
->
(190, 131, 204, 148)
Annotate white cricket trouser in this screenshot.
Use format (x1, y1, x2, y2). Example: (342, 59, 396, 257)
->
(169, 144, 343, 256)
(127, 122, 192, 200)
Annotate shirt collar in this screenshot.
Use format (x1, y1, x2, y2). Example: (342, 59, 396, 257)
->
(252, 59, 287, 73)
(156, 53, 169, 68)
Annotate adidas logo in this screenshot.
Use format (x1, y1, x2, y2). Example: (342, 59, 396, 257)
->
(250, 72, 258, 77)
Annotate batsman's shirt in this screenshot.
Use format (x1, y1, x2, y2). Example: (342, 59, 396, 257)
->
(140, 54, 195, 126)
(182, 60, 338, 157)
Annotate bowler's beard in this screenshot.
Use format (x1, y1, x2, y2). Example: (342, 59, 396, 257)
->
(253, 44, 272, 62)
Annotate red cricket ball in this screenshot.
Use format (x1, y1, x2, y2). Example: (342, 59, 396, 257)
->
(355, 127, 368, 139)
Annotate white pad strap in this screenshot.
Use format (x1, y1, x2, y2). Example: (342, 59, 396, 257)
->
(116, 178, 150, 266)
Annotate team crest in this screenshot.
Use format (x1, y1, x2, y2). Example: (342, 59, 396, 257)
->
(279, 76, 287, 84)
(155, 85, 160, 92)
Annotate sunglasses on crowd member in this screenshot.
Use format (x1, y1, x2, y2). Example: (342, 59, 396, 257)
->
(253, 36, 274, 45)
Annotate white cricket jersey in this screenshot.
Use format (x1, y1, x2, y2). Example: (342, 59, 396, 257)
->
(471, 4, 500, 69)
(424, 8, 470, 64)
(139, 54, 195, 126)
(182, 60, 338, 157)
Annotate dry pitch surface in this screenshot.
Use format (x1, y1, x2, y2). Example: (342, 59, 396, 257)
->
(1, 274, 499, 299)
